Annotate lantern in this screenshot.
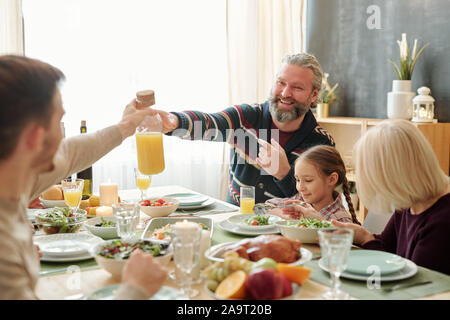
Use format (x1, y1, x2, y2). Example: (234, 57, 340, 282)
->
(412, 87, 435, 123)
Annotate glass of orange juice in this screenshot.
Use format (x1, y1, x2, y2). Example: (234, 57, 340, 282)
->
(135, 114, 165, 175)
(134, 168, 152, 201)
(240, 186, 255, 214)
(61, 178, 84, 212)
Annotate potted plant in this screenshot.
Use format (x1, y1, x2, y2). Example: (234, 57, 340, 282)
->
(317, 73, 338, 118)
(387, 33, 429, 119)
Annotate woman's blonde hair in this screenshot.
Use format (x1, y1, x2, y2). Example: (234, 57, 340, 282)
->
(354, 119, 448, 214)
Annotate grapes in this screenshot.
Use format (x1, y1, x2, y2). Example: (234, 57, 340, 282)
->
(206, 280, 219, 292)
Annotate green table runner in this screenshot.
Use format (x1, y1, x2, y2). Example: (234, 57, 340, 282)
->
(304, 259, 450, 300)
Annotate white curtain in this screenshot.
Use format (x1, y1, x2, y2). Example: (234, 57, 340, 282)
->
(0, 0, 24, 55)
(22, 0, 229, 199)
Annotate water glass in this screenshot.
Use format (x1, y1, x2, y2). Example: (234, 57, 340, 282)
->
(112, 202, 139, 240)
(318, 228, 354, 300)
(171, 222, 202, 299)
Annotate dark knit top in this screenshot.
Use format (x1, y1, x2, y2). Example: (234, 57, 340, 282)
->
(168, 101, 334, 205)
(363, 193, 450, 275)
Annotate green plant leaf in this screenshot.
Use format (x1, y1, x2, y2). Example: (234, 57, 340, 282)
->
(409, 43, 429, 76)
(389, 59, 402, 79)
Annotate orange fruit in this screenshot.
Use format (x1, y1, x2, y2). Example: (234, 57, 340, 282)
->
(277, 264, 311, 285)
(215, 270, 247, 299)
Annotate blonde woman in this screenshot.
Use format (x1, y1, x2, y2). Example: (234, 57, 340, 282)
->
(332, 119, 450, 275)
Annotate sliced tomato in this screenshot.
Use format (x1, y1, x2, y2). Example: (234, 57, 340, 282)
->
(252, 220, 259, 226)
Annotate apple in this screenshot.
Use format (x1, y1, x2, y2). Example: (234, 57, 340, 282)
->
(246, 268, 285, 300)
(252, 257, 278, 270)
(280, 274, 293, 298)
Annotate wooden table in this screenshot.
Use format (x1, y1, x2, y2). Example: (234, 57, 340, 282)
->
(35, 186, 450, 300)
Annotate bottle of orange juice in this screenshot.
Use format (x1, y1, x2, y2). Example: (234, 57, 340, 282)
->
(135, 90, 165, 175)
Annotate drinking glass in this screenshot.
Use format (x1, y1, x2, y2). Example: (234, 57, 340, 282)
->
(240, 186, 255, 214)
(134, 168, 152, 201)
(318, 228, 354, 300)
(171, 222, 202, 299)
(61, 178, 84, 212)
(112, 202, 139, 240)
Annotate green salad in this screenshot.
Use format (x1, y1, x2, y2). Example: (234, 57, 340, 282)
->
(35, 207, 86, 234)
(244, 215, 270, 226)
(98, 239, 168, 260)
(95, 218, 116, 228)
(286, 218, 332, 229)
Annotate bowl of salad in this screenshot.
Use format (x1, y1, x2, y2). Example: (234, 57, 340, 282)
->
(35, 207, 87, 235)
(139, 197, 179, 218)
(84, 216, 118, 240)
(91, 239, 172, 279)
(275, 218, 335, 244)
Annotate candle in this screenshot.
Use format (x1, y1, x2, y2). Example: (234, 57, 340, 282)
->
(96, 206, 113, 217)
(99, 183, 118, 206)
(173, 220, 200, 232)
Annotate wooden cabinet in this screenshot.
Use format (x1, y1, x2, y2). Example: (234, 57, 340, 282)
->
(315, 116, 450, 223)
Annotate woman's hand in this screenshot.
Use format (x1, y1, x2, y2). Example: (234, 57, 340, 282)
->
(331, 220, 375, 246)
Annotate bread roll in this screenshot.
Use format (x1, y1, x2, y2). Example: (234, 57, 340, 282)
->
(41, 185, 64, 200)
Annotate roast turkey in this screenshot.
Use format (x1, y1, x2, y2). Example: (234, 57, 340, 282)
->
(225, 235, 302, 263)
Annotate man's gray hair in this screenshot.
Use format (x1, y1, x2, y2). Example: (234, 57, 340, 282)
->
(281, 53, 323, 91)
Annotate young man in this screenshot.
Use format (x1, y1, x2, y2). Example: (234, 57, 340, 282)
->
(150, 53, 335, 205)
(0, 55, 166, 299)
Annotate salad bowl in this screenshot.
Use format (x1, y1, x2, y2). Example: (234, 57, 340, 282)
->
(35, 207, 87, 235)
(90, 238, 172, 279)
(275, 218, 336, 244)
(84, 216, 118, 240)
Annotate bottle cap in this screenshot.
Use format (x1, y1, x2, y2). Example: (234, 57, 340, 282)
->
(136, 90, 155, 107)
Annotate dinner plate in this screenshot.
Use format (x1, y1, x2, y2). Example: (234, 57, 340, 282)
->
(83, 284, 181, 300)
(39, 198, 68, 208)
(26, 209, 40, 223)
(345, 250, 406, 275)
(318, 257, 418, 282)
(40, 251, 95, 262)
(205, 242, 312, 266)
(227, 214, 282, 231)
(34, 233, 103, 258)
(218, 219, 280, 236)
(163, 193, 209, 206)
(177, 197, 215, 210)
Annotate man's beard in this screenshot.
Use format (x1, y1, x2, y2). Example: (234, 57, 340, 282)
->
(268, 95, 311, 122)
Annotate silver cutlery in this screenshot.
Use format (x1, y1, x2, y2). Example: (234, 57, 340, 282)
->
(382, 281, 432, 293)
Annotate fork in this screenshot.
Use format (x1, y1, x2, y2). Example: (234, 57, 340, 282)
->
(382, 281, 432, 293)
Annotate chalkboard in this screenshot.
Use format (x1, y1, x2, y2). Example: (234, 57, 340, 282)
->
(305, 0, 450, 122)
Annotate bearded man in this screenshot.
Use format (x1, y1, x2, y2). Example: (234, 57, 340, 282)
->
(151, 53, 335, 204)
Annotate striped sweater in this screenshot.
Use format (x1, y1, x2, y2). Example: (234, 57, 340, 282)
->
(167, 101, 335, 205)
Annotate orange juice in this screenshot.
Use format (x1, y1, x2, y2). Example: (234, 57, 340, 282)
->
(64, 190, 82, 207)
(136, 132, 165, 175)
(136, 177, 151, 190)
(240, 198, 255, 214)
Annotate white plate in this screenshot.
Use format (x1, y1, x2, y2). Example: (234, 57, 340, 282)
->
(163, 193, 209, 206)
(34, 233, 103, 258)
(318, 257, 418, 282)
(40, 251, 95, 262)
(177, 198, 215, 210)
(83, 284, 180, 300)
(227, 214, 282, 231)
(218, 219, 279, 236)
(39, 198, 68, 208)
(205, 242, 312, 266)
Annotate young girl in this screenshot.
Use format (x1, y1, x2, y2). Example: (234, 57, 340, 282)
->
(267, 145, 360, 225)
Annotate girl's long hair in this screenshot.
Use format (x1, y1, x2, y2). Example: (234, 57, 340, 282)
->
(297, 145, 360, 225)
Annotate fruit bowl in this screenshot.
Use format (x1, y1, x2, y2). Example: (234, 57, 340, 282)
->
(90, 239, 172, 279)
(205, 282, 299, 300)
(139, 197, 180, 218)
(35, 207, 87, 235)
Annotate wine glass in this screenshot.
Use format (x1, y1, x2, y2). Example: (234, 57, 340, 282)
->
(171, 222, 202, 299)
(61, 178, 84, 213)
(134, 168, 152, 201)
(318, 228, 354, 300)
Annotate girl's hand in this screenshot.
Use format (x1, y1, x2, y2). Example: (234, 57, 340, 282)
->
(282, 200, 324, 220)
(331, 220, 375, 246)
